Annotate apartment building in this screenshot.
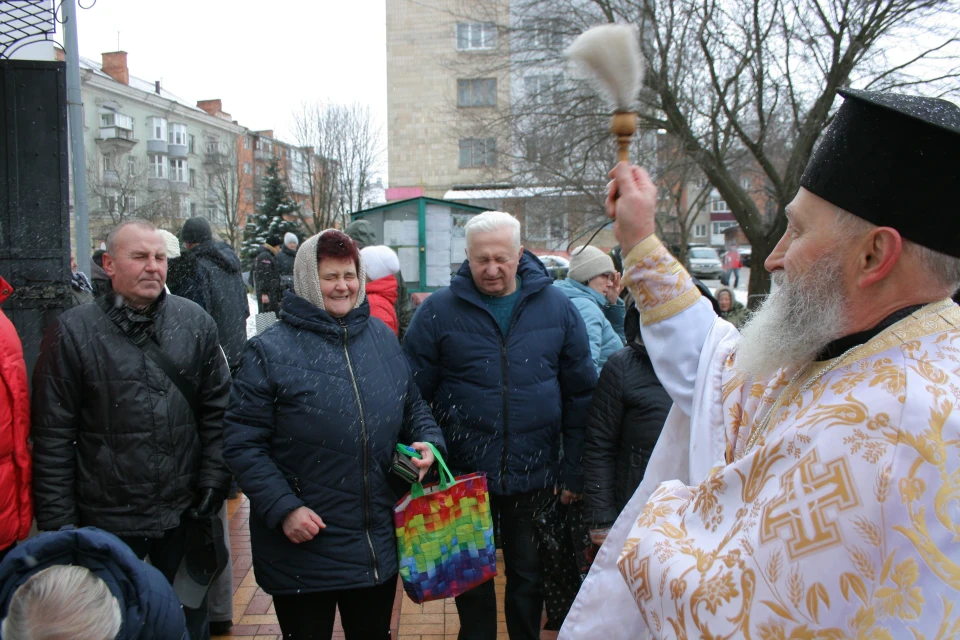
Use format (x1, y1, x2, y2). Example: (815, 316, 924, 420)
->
(386, 0, 620, 254)
(77, 52, 246, 245)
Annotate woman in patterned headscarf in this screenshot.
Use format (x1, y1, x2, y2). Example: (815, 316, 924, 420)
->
(224, 229, 446, 640)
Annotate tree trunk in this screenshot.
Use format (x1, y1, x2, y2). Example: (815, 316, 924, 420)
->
(746, 237, 776, 309)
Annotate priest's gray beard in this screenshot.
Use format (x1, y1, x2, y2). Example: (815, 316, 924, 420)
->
(734, 251, 849, 380)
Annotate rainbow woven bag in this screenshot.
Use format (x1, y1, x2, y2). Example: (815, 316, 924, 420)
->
(394, 443, 498, 603)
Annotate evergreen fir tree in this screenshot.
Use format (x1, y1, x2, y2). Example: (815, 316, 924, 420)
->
(241, 157, 304, 268)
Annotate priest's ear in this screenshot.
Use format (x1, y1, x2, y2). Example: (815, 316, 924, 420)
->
(855, 226, 902, 289)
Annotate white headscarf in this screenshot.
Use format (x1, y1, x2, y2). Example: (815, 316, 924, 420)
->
(293, 229, 366, 312)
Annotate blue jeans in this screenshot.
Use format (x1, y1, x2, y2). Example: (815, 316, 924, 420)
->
(725, 268, 740, 288)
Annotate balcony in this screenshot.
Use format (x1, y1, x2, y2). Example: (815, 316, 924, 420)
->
(170, 181, 189, 194)
(96, 127, 137, 153)
(254, 148, 273, 161)
(102, 170, 120, 187)
(168, 143, 188, 159)
(148, 177, 168, 191)
(146, 139, 168, 154)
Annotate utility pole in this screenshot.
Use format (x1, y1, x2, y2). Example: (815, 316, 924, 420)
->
(62, 0, 91, 274)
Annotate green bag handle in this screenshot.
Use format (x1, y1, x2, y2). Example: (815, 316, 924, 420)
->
(410, 442, 455, 499)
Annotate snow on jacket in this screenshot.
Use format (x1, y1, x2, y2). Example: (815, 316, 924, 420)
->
(0, 279, 31, 552)
(30, 290, 232, 536)
(365, 274, 400, 335)
(223, 291, 445, 595)
(182, 240, 250, 369)
(0, 527, 186, 639)
(403, 251, 597, 495)
(553, 278, 625, 373)
(582, 305, 672, 528)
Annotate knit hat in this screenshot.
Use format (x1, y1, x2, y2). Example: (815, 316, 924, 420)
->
(360, 245, 400, 282)
(567, 246, 615, 283)
(294, 230, 366, 312)
(265, 235, 282, 247)
(284, 232, 299, 248)
(344, 219, 376, 249)
(158, 230, 181, 259)
(180, 217, 212, 244)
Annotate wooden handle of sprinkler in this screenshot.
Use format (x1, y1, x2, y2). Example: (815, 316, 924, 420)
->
(611, 111, 638, 198)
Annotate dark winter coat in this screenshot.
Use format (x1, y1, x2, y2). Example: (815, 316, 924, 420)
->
(716, 285, 749, 328)
(223, 292, 445, 595)
(403, 251, 597, 495)
(0, 280, 31, 553)
(165, 253, 205, 307)
(275, 245, 297, 288)
(183, 240, 250, 369)
(31, 290, 232, 537)
(0, 527, 187, 640)
(254, 245, 282, 313)
(582, 305, 672, 528)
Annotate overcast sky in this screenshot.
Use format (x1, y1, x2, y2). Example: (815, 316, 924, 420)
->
(63, 0, 387, 142)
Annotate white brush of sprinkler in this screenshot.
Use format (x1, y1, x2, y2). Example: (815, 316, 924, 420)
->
(566, 24, 644, 163)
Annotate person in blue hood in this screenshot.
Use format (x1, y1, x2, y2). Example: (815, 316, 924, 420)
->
(553, 245, 626, 373)
(0, 527, 187, 639)
(403, 211, 597, 640)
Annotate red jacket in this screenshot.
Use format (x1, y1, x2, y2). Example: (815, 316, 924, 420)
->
(0, 277, 32, 550)
(365, 274, 399, 335)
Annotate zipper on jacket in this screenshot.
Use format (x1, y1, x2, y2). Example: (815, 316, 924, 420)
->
(496, 297, 528, 494)
(340, 320, 380, 584)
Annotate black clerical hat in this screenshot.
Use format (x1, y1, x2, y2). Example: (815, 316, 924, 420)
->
(799, 88, 960, 258)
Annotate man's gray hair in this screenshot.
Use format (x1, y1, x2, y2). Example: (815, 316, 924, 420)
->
(105, 219, 158, 256)
(1, 565, 123, 640)
(465, 211, 521, 251)
(834, 208, 960, 295)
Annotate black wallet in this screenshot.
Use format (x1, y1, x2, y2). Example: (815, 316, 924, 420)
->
(389, 447, 421, 484)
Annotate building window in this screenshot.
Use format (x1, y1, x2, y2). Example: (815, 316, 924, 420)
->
(122, 195, 136, 212)
(244, 136, 251, 150)
(168, 123, 187, 146)
(245, 188, 252, 202)
(169, 158, 187, 182)
(101, 195, 117, 213)
(190, 202, 197, 216)
(205, 137, 220, 154)
(712, 221, 737, 236)
(255, 165, 263, 176)
(147, 117, 167, 141)
(456, 22, 496, 50)
(459, 138, 496, 168)
(244, 162, 251, 174)
(149, 154, 166, 179)
(457, 78, 497, 107)
(102, 155, 113, 173)
(522, 18, 564, 49)
(100, 111, 133, 130)
(694, 224, 707, 237)
(189, 168, 197, 187)
(524, 74, 562, 104)
(127, 156, 136, 176)
(188, 134, 196, 154)
(710, 195, 729, 213)
(524, 198, 568, 244)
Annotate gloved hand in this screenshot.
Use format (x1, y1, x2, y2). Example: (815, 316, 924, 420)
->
(188, 488, 226, 520)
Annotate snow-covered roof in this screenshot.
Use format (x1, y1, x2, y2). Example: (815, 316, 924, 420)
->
(79, 56, 206, 115)
(443, 185, 567, 200)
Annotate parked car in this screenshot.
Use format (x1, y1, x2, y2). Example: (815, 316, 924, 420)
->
(739, 246, 752, 267)
(686, 245, 723, 280)
(537, 255, 569, 280)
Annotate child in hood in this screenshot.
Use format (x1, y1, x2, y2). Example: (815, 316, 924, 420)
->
(360, 245, 401, 335)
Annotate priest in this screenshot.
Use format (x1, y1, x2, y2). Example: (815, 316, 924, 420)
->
(561, 89, 960, 638)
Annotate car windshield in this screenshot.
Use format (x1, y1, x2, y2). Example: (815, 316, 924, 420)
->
(690, 248, 719, 260)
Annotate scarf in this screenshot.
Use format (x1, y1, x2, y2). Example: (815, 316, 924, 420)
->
(293, 230, 366, 311)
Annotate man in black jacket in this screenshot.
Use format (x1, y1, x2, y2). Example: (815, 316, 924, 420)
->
(31, 219, 231, 640)
(254, 235, 283, 314)
(179, 216, 250, 375)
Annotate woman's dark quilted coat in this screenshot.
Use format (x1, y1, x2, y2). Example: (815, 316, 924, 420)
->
(582, 307, 673, 528)
(223, 292, 445, 594)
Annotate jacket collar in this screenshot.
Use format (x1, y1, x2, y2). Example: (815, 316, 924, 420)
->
(556, 277, 606, 306)
(450, 250, 552, 312)
(279, 290, 371, 342)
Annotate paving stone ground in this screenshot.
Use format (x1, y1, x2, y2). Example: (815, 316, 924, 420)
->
(215, 494, 560, 640)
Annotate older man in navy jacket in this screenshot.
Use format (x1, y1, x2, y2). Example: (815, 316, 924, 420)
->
(404, 210, 597, 640)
